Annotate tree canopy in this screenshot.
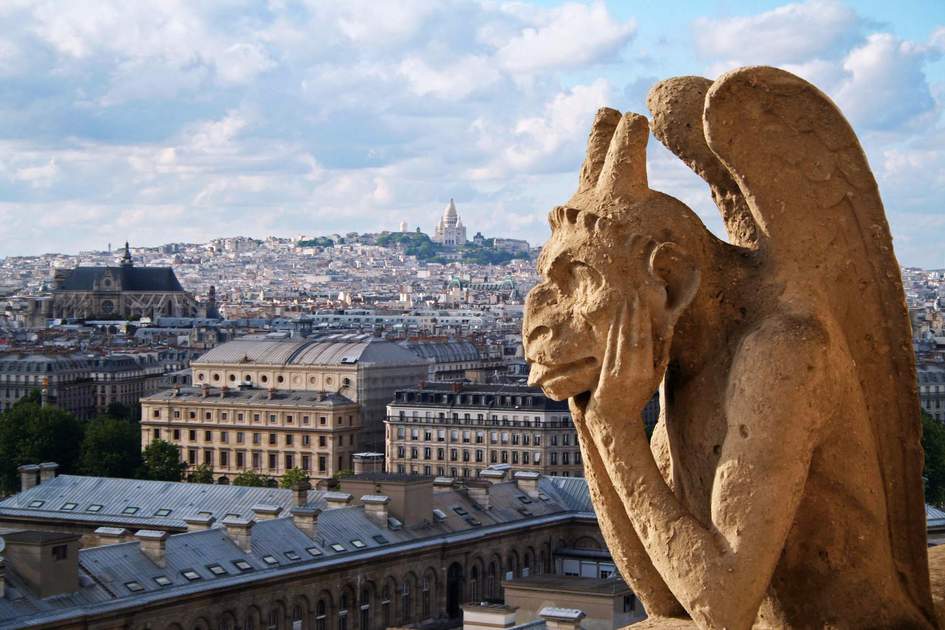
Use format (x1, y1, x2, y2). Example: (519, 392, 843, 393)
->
(187, 463, 215, 484)
(141, 440, 186, 482)
(922, 410, 945, 507)
(79, 415, 142, 479)
(279, 467, 309, 489)
(233, 470, 270, 487)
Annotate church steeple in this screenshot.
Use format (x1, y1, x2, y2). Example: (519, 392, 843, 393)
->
(120, 241, 133, 267)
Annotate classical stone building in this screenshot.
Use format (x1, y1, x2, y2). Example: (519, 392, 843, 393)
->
(188, 334, 428, 452)
(433, 199, 467, 247)
(46, 243, 198, 320)
(385, 384, 582, 478)
(0, 470, 609, 630)
(90, 352, 166, 414)
(0, 353, 95, 418)
(140, 386, 362, 481)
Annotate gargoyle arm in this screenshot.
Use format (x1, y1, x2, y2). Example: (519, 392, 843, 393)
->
(583, 314, 830, 629)
(572, 409, 686, 617)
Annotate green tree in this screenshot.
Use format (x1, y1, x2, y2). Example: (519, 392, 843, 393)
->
(79, 416, 142, 479)
(188, 463, 215, 484)
(0, 399, 84, 494)
(333, 469, 354, 481)
(233, 470, 269, 487)
(922, 410, 945, 507)
(280, 467, 309, 489)
(141, 440, 186, 482)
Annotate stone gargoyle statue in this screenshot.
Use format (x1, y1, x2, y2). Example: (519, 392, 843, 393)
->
(523, 66, 945, 629)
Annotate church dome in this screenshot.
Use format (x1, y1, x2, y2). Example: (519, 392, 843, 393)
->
(443, 198, 458, 225)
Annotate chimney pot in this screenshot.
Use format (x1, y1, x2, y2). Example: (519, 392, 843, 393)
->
(222, 517, 254, 552)
(17, 464, 40, 492)
(94, 526, 130, 546)
(290, 506, 321, 538)
(251, 504, 282, 521)
(479, 468, 507, 485)
(135, 530, 169, 568)
(184, 514, 216, 531)
(361, 494, 390, 528)
(293, 480, 312, 508)
(323, 491, 353, 509)
(466, 480, 492, 511)
(513, 471, 541, 498)
(38, 462, 58, 483)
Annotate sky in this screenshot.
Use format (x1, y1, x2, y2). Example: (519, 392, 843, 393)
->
(1, 1, 944, 267)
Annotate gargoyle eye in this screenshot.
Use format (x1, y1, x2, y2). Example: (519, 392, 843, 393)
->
(549, 257, 602, 295)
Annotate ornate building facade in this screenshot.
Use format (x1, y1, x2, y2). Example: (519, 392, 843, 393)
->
(46, 243, 198, 320)
(433, 199, 467, 247)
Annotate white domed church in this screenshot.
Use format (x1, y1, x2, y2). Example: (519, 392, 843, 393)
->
(432, 198, 467, 247)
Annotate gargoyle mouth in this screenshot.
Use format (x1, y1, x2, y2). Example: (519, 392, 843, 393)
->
(528, 356, 598, 389)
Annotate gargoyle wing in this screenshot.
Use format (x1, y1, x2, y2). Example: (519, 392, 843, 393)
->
(698, 66, 933, 621)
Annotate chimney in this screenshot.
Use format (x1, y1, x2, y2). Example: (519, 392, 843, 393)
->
(17, 464, 40, 492)
(135, 530, 169, 568)
(293, 480, 312, 507)
(466, 480, 491, 511)
(222, 517, 254, 552)
(362, 495, 390, 528)
(184, 515, 216, 531)
(433, 476, 455, 493)
(291, 507, 321, 537)
(94, 526, 130, 546)
(251, 504, 282, 521)
(3, 531, 81, 598)
(513, 471, 541, 498)
(539, 608, 585, 630)
(323, 491, 353, 509)
(463, 603, 519, 630)
(480, 469, 506, 485)
(38, 462, 58, 484)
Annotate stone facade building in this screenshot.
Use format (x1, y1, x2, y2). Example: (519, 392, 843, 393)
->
(45, 243, 199, 320)
(140, 386, 362, 481)
(188, 334, 428, 452)
(90, 353, 166, 414)
(385, 384, 582, 478)
(0, 470, 610, 630)
(0, 353, 95, 418)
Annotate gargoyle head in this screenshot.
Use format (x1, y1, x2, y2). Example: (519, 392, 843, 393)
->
(523, 109, 702, 401)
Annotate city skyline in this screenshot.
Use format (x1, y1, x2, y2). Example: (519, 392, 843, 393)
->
(1, 1, 945, 265)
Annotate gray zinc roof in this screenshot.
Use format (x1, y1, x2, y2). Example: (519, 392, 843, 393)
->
(193, 334, 426, 367)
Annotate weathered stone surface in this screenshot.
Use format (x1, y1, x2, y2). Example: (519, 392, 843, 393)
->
(523, 66, 942, 629)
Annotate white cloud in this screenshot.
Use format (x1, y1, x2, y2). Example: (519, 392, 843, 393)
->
(398, 55, 502, 100)
(496, 1, 636, 73)
(693, 0, 861, 66)
(13, 159, 58, 188)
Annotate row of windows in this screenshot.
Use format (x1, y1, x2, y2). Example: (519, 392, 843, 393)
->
(150, 408, 355, 427)
(152, 428, 355, 448)
(394, 446, 581, 466)
(184, 448, 343, 473)
(196, 373, 351, 387)
(395, 427, 574, 446)
(396, 463, 583, 479)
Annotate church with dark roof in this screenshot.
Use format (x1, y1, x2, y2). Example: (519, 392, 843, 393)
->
(47, 243, 200, 320)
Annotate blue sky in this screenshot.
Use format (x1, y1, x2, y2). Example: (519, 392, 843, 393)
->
(1, 1, 944, 266)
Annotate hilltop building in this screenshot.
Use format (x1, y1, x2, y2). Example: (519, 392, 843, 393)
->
(433, 199, 467, 247)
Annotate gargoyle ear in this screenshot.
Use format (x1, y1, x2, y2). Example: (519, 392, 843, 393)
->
(649, 242, 700, 323)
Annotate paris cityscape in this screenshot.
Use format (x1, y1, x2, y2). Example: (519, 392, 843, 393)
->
(1, 1, 945, 629)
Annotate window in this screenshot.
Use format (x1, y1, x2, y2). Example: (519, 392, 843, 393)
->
(153, 576, 172, 587)
(373, 534, 389, 544)
(207, 563, 228, 576)
(125, 581, 144, 592)
(233, 559, 253, 572)
(60, 502, 78, 511)
(87, 504, 103, 512)
(204, 430, 212, 441)
(285, 434, 294, 446)
(152, 428, 160, 439)
(221, 431, 229, 443)
(181, 569, 202, 581)
(268, 433, 277, 445)
(189, 430, 197, 440)
(331, 543, 347, 552)
(237, 431, 244, 444)
(285, 551, 301, 561)
(52, 544, 68, 561)
(350, 539, 366, 548)
(155, 508, 172, 517)
(306, 546, 322, 557)
(27, 500, 44, 508)
(262, 555, 279, 565)
(122, 506, 139, 515)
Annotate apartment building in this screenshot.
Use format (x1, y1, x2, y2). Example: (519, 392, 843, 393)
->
(385, 383, 582, 478)
(0, 353, 95, 418)
(140, 386, 361, 481)
(89, 353, 166, 413)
